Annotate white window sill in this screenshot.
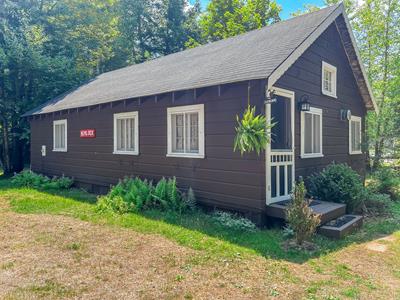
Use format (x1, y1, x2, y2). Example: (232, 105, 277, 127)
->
(113, 151, 139, 156)
(300, 154, 324, 159)
(322, 90, 337, 98)
(53, 149, 67, 152)
(167, 153, 204, 159)
(349, 151, 362, 155)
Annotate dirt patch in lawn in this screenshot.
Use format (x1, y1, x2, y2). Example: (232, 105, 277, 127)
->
(0, 208, 399, 299)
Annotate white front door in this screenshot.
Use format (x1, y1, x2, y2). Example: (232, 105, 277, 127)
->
(265, 87, 295, 205)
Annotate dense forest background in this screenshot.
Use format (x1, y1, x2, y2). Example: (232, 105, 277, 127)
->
(0, 0, 398, 174)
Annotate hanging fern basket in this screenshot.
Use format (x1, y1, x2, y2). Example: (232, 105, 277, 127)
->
(233, 105, 273, 155)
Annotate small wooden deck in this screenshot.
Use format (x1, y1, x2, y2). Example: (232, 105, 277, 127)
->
(266, 200, 346, 224)
(266, 199, 364, 238)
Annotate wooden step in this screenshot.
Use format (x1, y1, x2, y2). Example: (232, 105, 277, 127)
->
(266, 200, 346, 224)
(318, 215, 363, 239)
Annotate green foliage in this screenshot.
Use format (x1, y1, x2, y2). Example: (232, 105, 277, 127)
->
(211, 211, 257, 232)
(199, 0, 281, 42)
(97, 195, 130, 214)
(152, 177, 186, 214)
(234, 105, 273, 155)
(307, 163, 365, 213)
(368, 167, 400, 201)
(364, 192, 392, 216)
(286, 181, 320, 245)
(182, 187, 197, 211)
(97, 177, 154, 213)
(96, 176, 195, 214)
(11, 170, 73, 190)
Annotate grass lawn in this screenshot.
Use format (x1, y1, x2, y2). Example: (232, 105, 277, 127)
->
(1, 175, 400, 299)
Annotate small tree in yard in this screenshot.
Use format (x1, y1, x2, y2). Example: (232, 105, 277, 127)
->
(286, 181, 320, 246)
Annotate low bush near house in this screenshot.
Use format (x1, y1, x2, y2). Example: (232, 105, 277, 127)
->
(96, 176, 196, 214)
(368, 167, 400, 201)
(12, 170, 73, 190)
(286, 181, 320, 246)
(364, 192, 392, 217)
(307, 163, 364, 213)
(211, 211, 257, 232)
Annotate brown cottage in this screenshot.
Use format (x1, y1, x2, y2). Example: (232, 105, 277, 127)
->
(24, 4, 376, 224)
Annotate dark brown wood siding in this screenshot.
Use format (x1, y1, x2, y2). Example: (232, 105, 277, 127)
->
(29, 21, 368, 215)
(30, 80, 267, 213)
(275, 22, 367, 180)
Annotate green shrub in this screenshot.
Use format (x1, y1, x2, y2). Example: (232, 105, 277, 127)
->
(96, 176, 195, 214)
(307, 163, 365, 213)
(97, 195, 130, 214)
(12, 170, 73, 190)
(286, 181, 320, 246)
(211, 211, 257, 232)
(99, 177, 153, 213)
(368, 167, 400, 201)
(152, 177, 186, 214)
(182, 187, 197, 211)
(364, 192, 392, 216)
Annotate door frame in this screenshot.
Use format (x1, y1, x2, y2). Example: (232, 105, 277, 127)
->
(265, 86, 295, 205)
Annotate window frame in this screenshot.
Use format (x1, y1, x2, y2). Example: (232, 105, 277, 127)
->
(321, 61, 337, 98)
(113, 111, 139, 155)
(300, 107, 323, 159)
(53, 119, 68, 152)
(349, 115, 362, 155)
(167, 104, 205, 159)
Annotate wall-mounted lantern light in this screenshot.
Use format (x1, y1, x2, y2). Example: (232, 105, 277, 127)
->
(298, 94, 311, 111)
(340, 109, 352, 121)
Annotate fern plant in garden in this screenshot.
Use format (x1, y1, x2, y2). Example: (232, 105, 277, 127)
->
(152, 177, 186, 214)
(97, 176, 195, 215)
(234, 105, 273, 155)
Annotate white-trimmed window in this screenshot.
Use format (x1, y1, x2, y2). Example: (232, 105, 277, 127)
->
(349, 116, 362, 154)
(322, 61, 337, 98)
(301, 107, 323, 158)
(53, 119, 67, 152)
(167, 104, 204, 158)
(113, 111, 139, 155)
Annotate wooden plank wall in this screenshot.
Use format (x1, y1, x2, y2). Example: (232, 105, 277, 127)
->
(30, 80, 267, 213)
(275, 23, 367, 180)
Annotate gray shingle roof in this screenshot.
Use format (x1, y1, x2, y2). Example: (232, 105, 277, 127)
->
(25, 4, 341, 116)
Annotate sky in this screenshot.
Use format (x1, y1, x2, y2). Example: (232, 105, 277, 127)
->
(190, 0, 326, 19)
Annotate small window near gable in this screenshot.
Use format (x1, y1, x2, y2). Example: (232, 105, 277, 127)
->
(167, 104, 204, 158)
(113, 111, 139, 155)
(349, 116, 362, 154)
(301, 107, 323, 158)
(322, 61, 337, 98)
(53, 119, 67, 152)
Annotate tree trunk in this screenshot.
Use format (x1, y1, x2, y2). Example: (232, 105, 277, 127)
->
(373, 137, 384, 169)
(0, 117, 11, 174)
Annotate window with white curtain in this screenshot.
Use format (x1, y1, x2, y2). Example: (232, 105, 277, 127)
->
(301, 107, 323, 158)
(113, 111, 139, 155)
(322, 61, 337, 98)
(167, 104, 204, 158)
(349, 116, 362, 154)
(53, 119, 67, 152)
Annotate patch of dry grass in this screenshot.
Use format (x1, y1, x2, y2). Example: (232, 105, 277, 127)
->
(0, 203, 399, 299)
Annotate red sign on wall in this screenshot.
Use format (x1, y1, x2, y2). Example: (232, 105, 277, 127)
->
(80, 129, 96, 138)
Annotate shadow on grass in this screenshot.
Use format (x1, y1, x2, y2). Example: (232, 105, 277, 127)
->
(1, 175, 399, 264)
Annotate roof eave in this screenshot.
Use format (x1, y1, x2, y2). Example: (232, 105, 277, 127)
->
(267, 3, 377, 113)
(340, 10, 378, 113)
